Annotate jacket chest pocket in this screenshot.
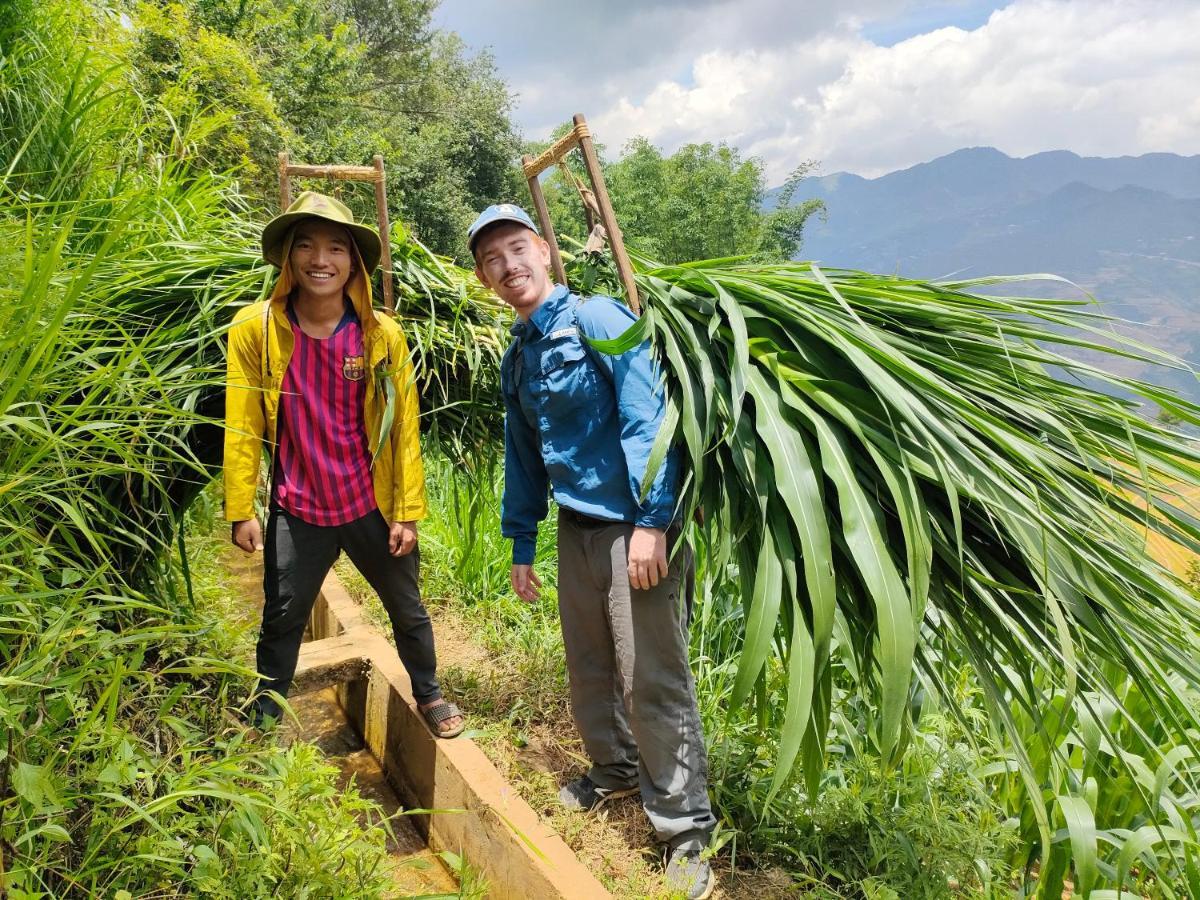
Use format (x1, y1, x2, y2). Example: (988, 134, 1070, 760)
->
(537, 339, 599, 414)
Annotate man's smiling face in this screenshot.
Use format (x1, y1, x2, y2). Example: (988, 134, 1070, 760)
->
(288, 218, 355, 302)
(473, 221, 554, 319)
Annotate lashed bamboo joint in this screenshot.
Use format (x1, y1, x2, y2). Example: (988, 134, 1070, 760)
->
(521, 113, 641, 315)
(522, 127, 588, 179)
(283, 164, 380, 180)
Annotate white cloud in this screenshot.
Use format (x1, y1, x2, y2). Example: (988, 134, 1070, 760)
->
(434, 0, 916, 141)
(582, 0, 1200, 180)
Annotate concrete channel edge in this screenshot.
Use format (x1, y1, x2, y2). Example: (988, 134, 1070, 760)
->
(295, 570, 612, 900)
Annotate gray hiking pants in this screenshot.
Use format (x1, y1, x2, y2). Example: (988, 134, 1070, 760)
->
(556, 508, 716, 850)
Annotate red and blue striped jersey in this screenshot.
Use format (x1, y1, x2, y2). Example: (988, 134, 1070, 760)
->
(272, 307, 377, 526)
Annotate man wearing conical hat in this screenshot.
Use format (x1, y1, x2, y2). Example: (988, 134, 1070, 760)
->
(224, 191, 464, 737)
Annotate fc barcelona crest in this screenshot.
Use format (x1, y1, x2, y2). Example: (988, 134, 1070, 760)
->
(342, 354, 366, 381)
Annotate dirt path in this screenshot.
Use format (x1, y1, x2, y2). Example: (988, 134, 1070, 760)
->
(424, 602, 800, 899)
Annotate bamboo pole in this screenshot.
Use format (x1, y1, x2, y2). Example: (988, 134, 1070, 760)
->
(283, 163, 379, 180)
(278, 151, 292, 209)
(522, 154, 567, 287)
(572, 114, 640, 314)
(372, 155, 394, 313)
(517, 116, 642, 315)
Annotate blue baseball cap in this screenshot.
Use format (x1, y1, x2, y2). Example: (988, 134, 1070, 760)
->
(467, 203, 540, 255)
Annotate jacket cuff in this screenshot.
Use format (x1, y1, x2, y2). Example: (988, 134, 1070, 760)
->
(392, 504, 428, 523)
(224, 500, 255, 523)
(511, 536, 537, 566)
(635, 510, 672, 529)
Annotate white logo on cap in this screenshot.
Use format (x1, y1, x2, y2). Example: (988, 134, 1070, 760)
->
(498, 204, 516, 214)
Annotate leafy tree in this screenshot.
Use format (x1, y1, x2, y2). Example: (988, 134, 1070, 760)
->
(130, 0, 520, 257)
(129, 2, 295, 199)
(758, 161, 825, 261)
(386, 33, 524, 256)
(329, 0, 437, 97)
(535, 134, 823, 264)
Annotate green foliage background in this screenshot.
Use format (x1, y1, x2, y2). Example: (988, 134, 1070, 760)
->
(120, 0, 524, 257)
(0, 0, 415, 893)
(6, 0, 1200, 897)
(535, 133, 824, 264)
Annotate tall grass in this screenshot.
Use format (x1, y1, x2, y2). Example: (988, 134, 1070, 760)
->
(407, 449, 569, 724)
(401, 445, 1023, 896)
(8, 2, 1200, 894)
(389, 245, 508, 446)
(416, 433, 1200, 895)
(0, 5, 404, 894)
(404, 237, 1200, 893)
(565, 243, 1200, 892)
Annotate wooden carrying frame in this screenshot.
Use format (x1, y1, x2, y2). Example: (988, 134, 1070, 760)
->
(278, 151, 396, 313)
(521, 114, 641, 315)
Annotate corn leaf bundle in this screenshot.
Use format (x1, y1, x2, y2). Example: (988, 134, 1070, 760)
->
(625, 258, 1200, 824)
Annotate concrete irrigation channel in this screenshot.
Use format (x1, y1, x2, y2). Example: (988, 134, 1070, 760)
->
(228, 550, 611, 899)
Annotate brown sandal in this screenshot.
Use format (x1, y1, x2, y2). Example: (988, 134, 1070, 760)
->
(420, 699, 465, 738)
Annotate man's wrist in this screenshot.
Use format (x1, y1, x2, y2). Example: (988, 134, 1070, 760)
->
(511, 536, 536, 566)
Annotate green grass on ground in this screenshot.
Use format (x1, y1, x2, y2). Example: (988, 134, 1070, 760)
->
(183, 490, 490, 899)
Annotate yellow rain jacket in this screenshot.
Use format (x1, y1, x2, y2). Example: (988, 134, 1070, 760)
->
(223, 247, 426, 524)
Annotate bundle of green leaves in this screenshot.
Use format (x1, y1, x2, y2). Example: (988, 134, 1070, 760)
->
(582, 255, 1200, 893)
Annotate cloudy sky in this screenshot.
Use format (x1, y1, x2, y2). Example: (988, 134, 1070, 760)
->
(432, 0, 1200, 182)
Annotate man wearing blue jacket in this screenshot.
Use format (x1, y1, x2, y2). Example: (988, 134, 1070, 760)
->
(469, 204, 716, 900)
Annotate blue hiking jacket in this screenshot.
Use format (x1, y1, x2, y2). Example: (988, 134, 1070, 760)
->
(500, 285, 679, 565)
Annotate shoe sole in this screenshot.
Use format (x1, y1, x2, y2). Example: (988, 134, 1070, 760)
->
(592, 785, 639, 809)
(559, 784, 640, 812)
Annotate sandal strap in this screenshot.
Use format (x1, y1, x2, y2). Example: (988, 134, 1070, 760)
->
(425, 701, 462, 725)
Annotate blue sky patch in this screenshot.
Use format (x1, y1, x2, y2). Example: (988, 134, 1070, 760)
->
(860, 0, 1008, 47)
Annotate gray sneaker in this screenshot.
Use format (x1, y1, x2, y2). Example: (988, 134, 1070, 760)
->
(557, 774, 639, 811)
(664, 844, 714, 900)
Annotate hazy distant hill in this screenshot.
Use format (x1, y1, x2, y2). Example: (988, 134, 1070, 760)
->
(775, 148, 1200, 405)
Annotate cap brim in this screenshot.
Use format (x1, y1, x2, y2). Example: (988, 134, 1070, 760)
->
(468, 215, 539, 254)
(262, 212, 382, 273)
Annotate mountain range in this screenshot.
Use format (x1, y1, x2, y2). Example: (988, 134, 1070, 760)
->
(776, 147, 1200, 406)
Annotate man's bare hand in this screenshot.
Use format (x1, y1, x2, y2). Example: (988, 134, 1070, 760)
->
(627, 526, 667, 591)
(389, 520, 418, 556)
(511, 564, 543, 603)
(232, 519, 263, 554)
